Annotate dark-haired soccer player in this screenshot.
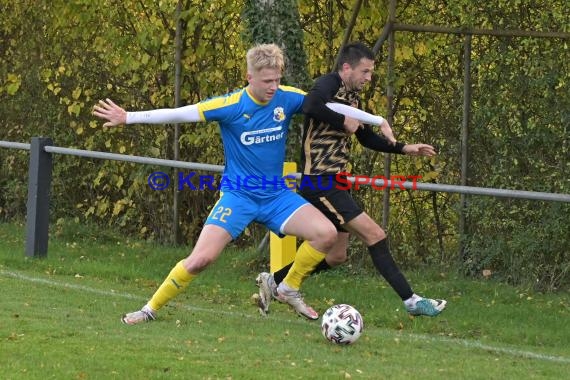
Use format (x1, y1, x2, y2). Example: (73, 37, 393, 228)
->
(257, 42, 447, 319)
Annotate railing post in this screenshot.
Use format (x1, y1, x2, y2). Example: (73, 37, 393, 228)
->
(269, 162, 297, 272)
(459, 34, 472, 264)
(25, 137, 53, 258)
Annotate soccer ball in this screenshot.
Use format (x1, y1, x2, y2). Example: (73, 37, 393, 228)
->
(321, 304, 363, 345)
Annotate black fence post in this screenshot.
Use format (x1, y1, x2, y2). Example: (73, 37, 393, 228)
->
(25, 137, 53, 258)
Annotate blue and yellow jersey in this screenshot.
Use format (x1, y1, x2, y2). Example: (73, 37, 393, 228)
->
(196, 85, 305, 196)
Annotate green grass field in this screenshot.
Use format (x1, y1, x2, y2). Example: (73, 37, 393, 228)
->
(1, 221, 569, 379)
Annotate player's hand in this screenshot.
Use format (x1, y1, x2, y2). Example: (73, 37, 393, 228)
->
(343, 116, 362, 134)
(374, 119, 397, 145)
(380, 121, 397, 145)
(402, 143, 437, 157)
(92, 98, 127, 127)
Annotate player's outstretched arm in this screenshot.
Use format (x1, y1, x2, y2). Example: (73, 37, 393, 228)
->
(325, 102, 384, 126)
(93, 98, 201, 127)
(325, 103, 436, 157)
(326, 102, 397, 144)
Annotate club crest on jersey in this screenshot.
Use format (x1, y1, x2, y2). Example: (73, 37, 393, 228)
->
(273, 107, 286, 122)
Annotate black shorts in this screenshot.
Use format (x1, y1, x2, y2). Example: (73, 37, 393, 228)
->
(299, 175, 363, 232)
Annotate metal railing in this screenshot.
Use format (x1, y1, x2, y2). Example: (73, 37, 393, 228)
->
(2, 137, 570, 258)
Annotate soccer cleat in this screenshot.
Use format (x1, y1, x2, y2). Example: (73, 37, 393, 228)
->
(255, 272, 277, 316)
(275, 286, 319, 320)
(406, 298, 447, 317)
(121, 305, 156, 325)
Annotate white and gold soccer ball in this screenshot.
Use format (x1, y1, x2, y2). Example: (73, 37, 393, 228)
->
(321, 304, 364, 345)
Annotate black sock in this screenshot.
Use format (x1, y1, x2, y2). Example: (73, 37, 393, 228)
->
(368, 239, 413, 300)
(273, 259, 331, 285)
(273, 262, 293, 285)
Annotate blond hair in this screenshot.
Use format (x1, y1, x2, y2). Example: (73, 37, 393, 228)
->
(246, 43, 284, 73)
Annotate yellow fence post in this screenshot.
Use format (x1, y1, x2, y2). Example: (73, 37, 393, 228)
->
(270, 162, 297, 273)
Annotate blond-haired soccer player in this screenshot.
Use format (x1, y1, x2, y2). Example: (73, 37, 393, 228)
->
(93, 43, 385, 322)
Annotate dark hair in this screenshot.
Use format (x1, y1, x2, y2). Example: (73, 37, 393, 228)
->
(336, 42, 374, 71)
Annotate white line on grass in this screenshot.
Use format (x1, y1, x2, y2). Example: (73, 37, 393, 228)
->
(3, 269, 569, 364)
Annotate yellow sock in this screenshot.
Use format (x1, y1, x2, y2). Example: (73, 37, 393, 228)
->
(148, 260, 195, 311)
(282, 241, 326, 290)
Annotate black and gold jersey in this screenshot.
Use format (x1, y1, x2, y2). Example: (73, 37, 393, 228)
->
(301, 72, 361, 175)
(301, 72, 405, 176)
